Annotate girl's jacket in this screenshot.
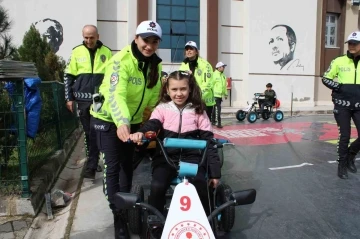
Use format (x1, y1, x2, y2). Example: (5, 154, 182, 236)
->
(138, 101, 221, 179)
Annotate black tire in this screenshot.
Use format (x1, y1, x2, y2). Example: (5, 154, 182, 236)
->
(236, 110, 246, 121)
(215, 184, 235, 232)
(140, 210, 150, 239)
(247, 112, 257, 123)
(261, 109, 270, 120)
(128, 184, 144, 234)
(218, 148, 224, 168)
(273, 110, 284, 122)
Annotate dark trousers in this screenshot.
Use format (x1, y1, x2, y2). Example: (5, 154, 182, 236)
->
(206, 106, 214, 122)
(148, 163, 212, 215)
(260, 100, 272, 113)
(93, 118, 140, 211)
(211, 97, 222, 124)
(333, 106, 360, 162)
(77, 102, 99, 170)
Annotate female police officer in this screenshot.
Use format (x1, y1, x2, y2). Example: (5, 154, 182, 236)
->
(90, 20, 163, 238)
(323, 31, 360, 179)
(179, 41, 215, 120)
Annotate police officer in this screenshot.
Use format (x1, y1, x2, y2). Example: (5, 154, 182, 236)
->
(212, 61, 228, 128)
(64, 25, 112, 179)
(179, 41, 215, 120)
(90, 20, 163, 238)
(323, 31, 360, 179)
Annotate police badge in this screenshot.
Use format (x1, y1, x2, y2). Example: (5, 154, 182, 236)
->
(100, 54, 106, 63)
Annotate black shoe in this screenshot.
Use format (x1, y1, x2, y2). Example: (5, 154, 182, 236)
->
(83, 168, 96, 179)
(216, 124, 223, 128)
(96, 165, 103, 172)
(338, 161, 348, 179)
(114, 212, 130, 239)
(347, 153, 357, 173)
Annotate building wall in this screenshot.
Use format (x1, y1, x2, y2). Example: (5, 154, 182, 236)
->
(218, 0, 244, 107)
(4, 0, 356, 107)
(246, 0, 319, 108)
(3, 0, 97, 61)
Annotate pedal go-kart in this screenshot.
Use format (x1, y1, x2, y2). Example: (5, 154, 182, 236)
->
(117, 132, 256, 239)
(236, 93, 284, 123)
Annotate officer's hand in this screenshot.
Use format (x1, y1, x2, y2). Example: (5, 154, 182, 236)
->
(208, 179, 220, 188)
(117, 125, 130, 142)
(66, 101, 74, 113)
(129, 132, 144, 145)
(225, 96, 228, 100)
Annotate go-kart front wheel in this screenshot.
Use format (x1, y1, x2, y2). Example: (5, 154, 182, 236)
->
(247, 112, 257, 123)
(236, 110, 246, 121)
(128, 184, 144, 234)
(215, 184, 235, 232)
(273, 110, 284, 122)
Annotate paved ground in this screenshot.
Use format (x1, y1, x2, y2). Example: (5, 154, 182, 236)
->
(69, 115, 360, 239)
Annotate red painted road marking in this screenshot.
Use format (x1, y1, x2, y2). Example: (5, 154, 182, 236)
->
(213, 122, 358, 146)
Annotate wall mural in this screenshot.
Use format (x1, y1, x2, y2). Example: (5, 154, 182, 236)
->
(248, 0, 317, 106)
(34, 18, 64, 53)
(269, 24, 304, 72)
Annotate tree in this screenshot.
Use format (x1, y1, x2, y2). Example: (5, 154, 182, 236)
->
(0, 4, 17, 59)
(17, 25, 65, 82)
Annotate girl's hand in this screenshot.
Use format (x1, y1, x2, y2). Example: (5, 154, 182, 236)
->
(208, 179, 220, 188)
(129, 132, 145, 145)
(117, 125, 130, 142)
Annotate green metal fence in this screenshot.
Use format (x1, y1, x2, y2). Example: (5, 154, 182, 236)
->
(0, 79, 79, 197)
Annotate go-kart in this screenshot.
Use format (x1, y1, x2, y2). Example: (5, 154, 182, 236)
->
(117, 132, 256, 239)
(236, 93, 284, 123)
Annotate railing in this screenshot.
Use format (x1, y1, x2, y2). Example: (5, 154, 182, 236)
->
(0, 79, 78, 197)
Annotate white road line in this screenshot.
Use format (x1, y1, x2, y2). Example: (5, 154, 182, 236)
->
(269, 163, 313, 171)
(328, 158, 360, 164)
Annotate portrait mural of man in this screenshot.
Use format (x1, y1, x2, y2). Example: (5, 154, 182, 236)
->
(34, 18, 64, 53)
(269, 24, 297, 70)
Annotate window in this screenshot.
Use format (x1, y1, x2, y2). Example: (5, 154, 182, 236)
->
(325, 13, 338, 48)
(157, 0, 200, 62)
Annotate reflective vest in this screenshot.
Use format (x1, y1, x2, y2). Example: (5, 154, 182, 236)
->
(90, 45, 163, 127)
(179, 57, 215, 106)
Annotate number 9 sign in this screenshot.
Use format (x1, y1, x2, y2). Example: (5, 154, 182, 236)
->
(180, 196, 191, 211)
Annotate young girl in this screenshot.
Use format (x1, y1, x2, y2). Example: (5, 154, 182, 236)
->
(129, 70, 221, 215)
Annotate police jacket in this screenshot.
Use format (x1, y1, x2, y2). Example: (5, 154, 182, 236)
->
(213, 70, 228, 98)
(138, 101, 221, 179)
(323, 51, 360, 109)
(90, 42, 162, 127)
(64, 40, 112, 102)
(179, 57, 215, 106)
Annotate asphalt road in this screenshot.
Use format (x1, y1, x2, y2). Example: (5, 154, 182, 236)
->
(212, 115, 360, 239)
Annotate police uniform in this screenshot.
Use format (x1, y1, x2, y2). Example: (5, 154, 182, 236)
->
(90, 22, 163, 215)
(64, 40, 112, 176)
(179, 41, 215, 119)
(212, 62, 228, 128)
(322, 31, 360, 179)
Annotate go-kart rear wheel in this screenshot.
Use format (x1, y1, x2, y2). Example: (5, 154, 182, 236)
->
(247, 112, 257, 123)
(236, 110, 246, 121)
(273, 110, 284, 122)
(261, 109, 270, 120)
(128, 184, 144, 234)
(215, 184, 235, 232)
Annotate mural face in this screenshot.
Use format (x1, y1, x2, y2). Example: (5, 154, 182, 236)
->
(269, 25, 297, 70)
(34, 18, 64, 53)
